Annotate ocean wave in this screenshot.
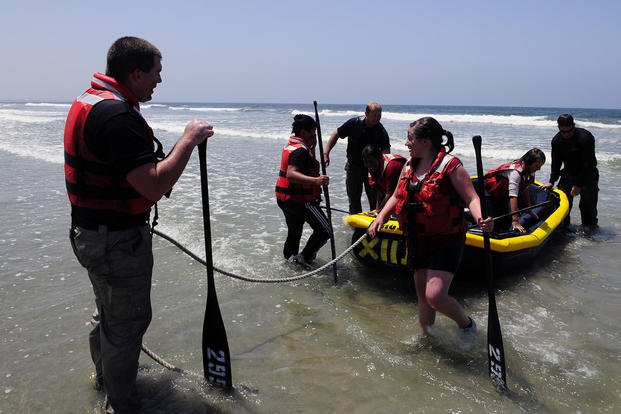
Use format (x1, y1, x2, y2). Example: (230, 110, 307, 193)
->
(0, 142, 63, 164)
(291, 109, 362, 118)
(24, 102, 71, 108)
(0, 109, 65, 124)
(210, 127, 285, 141)
(141, 103, 168, 109)
(149, 120, 285, 141)
(166, 105, 243, 112)
(293, 108, 621, 130)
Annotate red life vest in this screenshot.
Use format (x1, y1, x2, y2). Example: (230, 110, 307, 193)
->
(64, 73, 155, 216)
(275, 136, 321, 203)
(484, 160, 534, 199)
(394, 149, 466, 236)
(368, 153, 406, 194)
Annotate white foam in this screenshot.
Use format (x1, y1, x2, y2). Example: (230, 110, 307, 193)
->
(149, 119, 286, 141)
(24, 102, 71, 108)
(166, 105, 243, 112)
(294, 108, 621, 130)
(0, 108, 65, 124)
(0, 143, 63, 164)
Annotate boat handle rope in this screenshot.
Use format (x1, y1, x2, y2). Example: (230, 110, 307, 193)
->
(135, 229, 366, 376)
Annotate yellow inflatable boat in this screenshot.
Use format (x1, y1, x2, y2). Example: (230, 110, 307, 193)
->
(343, 181, 569, 274)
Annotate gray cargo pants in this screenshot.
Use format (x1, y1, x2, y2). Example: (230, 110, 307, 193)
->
(70, 224, 153, 413)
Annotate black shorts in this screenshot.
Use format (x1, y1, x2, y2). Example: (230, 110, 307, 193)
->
(408, 232, 465, 273)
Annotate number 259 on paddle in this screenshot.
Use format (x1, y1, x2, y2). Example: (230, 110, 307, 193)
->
(207, 347, 228, 386)
(489, 344, 504, 380)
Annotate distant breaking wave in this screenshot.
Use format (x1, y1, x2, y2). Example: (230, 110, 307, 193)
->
(149, 120, 285, 141)
(25, 102, 71, 108)
(0, 108, 65, 124)
(167, 105, 243, 112)
(292, 108, 621, 130)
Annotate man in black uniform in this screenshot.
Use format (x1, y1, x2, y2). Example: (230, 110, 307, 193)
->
(542, 114, 599, 229)
(323, 102, 390, 213)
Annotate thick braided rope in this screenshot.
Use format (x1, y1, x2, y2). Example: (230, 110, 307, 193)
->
(152, 228, 366, 283)
(140, 343, 202, 378)
(143, 228, 366, 374)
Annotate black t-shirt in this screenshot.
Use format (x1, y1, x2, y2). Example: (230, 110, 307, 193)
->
(337, 116, 390, 166)
(288, 147, 314, 174)
(73, 100, 158, 226)
(84, 100, 158, 174)
(548, 127, 598, 187)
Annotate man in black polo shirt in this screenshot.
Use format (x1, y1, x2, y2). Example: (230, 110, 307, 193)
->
(324, 102, 391, 214)
(542, 114, 599, 229)
(64, 36, 214, 413)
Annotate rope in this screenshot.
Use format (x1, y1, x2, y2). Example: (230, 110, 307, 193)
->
(140, 343, 202, 378)
(140, 228, 367, 374)
(152, 228, 367, 283)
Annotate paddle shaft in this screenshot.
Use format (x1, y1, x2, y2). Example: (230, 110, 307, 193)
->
(314, 101, 338, 283)
(467, 200, 552, 230)
(199, 141, 232, 389)
(320, 205, 349, 215)
(473, 135, 508, 390)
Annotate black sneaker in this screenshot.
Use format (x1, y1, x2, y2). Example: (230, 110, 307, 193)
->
(91, 372, 104, 392)
(104, 394, 114, 414)
(288, 254, 312, 270)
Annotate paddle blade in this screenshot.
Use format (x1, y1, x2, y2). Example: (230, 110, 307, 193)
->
(487, 294, 507, 388)
(202, 285, 232, 388)
(198, 142, 233, 389)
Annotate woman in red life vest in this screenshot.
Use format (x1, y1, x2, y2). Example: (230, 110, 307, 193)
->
(484, 148, 546, 233)
(276, 114, 331, 269)
(361, 144, 406, 214)
(368, 117, 493, 348)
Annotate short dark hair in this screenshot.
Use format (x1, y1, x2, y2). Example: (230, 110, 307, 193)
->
(365, 102, 382, 113)
(557, 114, 575, 128)
(291, 114, 316, 135)
(106, 36, 161, 83)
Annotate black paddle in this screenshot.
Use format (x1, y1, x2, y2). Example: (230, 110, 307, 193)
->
(472, 135, 508, 390)
(313, 100, 338, 284)
(198, 141, 232, 389)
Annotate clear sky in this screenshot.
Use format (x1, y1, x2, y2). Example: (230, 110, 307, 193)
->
(2, 0, 620, 108)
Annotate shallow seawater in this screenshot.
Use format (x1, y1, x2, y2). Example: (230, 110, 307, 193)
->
(1, 102, 620, 413)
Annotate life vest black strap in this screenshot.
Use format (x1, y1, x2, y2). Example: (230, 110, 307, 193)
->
(66, 179, 141, 200)
(275, 185, 314, 195)
(64, 151, 121, 177)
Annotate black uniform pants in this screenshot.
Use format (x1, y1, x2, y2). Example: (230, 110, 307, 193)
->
(277, 199, 332, 261)
(558, 169, 599, 227)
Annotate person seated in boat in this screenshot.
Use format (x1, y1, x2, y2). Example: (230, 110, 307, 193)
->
(275, 114, 331, 270)
(484, 148, 546, 233)
(361, 145, 406, 215)
(368, 117, 493, 349)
